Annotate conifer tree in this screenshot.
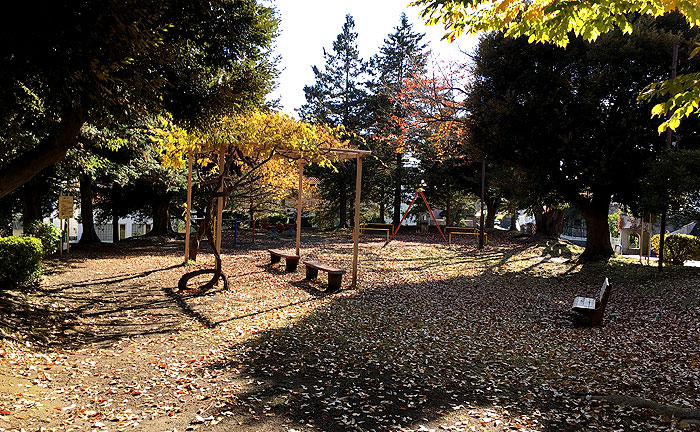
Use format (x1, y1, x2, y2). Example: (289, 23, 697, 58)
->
(368, 13, 429, 227)
(301, 15, 368, 227)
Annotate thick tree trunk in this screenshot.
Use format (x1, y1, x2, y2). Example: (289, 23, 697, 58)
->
(0, 109, 84, 199)
(485, 197, 500, 229)
(339, 180, 347, 228)
(78, 173, 101, 244)
(150, 197, 172, 235)
(22, 177, 42, 230)
(534, 208, 565, 237)
(575, 194, 613, 261)
(393, 153, 402, 228)
(509, 210, 518, 231)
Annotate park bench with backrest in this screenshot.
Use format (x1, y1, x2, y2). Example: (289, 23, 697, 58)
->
(572, 277, 611, 326)
(267, 249, 300, 272)
(303, 260, 346, 291)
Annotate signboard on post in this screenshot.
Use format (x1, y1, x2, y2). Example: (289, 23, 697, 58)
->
(58, 196, 74, 219)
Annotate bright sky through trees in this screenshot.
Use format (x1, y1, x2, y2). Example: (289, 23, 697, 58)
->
(270, 0, 477, 115)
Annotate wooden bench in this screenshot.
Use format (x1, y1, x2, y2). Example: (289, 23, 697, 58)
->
(572, 278, 611, 326)
(303, 261, 346, 291)
(267, 249, 300, 272)
(448, 231, 488, 245)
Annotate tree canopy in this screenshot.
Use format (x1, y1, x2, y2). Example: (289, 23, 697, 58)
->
(0, 0, 278, 199)
(410, 0, 700, 132)
(467, 17, 700, 259)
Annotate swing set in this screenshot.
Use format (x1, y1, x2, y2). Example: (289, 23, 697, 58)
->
(390, 188, 447, 242)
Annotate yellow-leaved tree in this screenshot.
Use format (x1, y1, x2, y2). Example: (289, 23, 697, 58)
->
(152, 110, 347, 293)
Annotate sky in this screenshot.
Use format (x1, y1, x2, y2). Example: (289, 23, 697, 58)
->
(269, 0, 479, 116)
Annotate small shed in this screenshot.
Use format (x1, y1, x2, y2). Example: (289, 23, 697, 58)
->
(618, 214, 652, 255)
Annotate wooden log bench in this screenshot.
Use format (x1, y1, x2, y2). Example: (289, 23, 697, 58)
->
(267, 249, 300, 272)
(572, 277, 611, 326)
(303, 261, 346, 291)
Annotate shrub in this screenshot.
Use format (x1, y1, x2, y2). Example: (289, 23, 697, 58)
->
(24, 221, 60, 256)
(0, 236, 43, 288)
(651, 234, 700, 265)
(608, 211, 620, 237)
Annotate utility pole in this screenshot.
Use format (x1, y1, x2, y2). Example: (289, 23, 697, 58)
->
(659, 43, 678, 271)
(479, 159, 486, 250)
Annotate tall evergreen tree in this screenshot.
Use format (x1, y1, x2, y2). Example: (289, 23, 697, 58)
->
(301, 14, 368, 228)
(368, 13, 429, 227)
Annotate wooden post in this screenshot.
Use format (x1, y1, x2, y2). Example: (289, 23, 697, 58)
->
(215, 145, 224, 254)
(352, 156, 363, 288)
(296, 162, 303, 257)
(66, 218, 70, 253)
(479, 159, 486, 249)
(184, 152, 193, 262)
(659, 43, 678, 271)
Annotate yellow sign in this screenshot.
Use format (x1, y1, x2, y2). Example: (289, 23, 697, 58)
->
(58, 196, 74, 219)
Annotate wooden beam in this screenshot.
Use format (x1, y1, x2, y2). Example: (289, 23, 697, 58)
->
(296, 162, 303, 257)
(215, 145, 224, 254)
(184, 152, 193, 262)
(352, 156, 363, 288)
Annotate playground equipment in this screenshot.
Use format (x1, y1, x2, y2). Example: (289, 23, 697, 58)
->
(183, 147, 371, 288)
(390, 189, 447, 243)
(359, 222, 392, 241)
(447, 227, 488, 245)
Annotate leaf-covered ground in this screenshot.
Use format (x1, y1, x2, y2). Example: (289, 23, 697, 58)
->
(1, 230, 699, 432)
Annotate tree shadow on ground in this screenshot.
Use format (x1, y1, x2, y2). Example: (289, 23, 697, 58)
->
(5, 235, 698, 431)
(2, 264, 189, 349)
(193, 259, 698, 432)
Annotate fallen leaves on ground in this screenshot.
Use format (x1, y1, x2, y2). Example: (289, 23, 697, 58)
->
(0, 232, 698, 431)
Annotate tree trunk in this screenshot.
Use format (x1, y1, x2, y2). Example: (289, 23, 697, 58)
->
(379, 185, 385, 222)
(485, 196, 500, 229)
(78, 173, 101, 244)
(534, 208, 565, 237)
(189, 219, 207, 261)
(112, 212, 119, 244)
(339, 179, 347, 228)
(22, 177, 42, 230)
(575, 195, 613, 261)
(446, 196, 452, 227)
(0, 108, 85, 199)
(393, 153, 403, 228)
(150, 197, 172, 235)
(509, 210, 518, 231)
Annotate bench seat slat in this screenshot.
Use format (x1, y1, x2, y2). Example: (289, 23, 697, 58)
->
(303, 261, 345, 274)
(572, 296, 595, 310)
(268, 248, 299, 259)
(267, 249, 300, 272)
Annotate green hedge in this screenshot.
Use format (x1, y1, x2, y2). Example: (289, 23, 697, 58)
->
(651, 234, 700, 265)
(0, 236, 43, 288)
(24, 221, 60, 256)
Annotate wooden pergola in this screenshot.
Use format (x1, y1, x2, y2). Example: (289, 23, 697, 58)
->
(183, 147, 371, 288)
